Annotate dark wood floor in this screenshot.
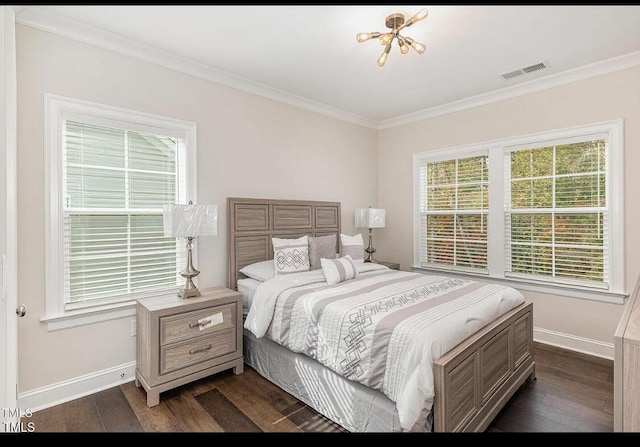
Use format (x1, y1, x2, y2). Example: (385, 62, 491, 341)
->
(24, 342, 613, 434)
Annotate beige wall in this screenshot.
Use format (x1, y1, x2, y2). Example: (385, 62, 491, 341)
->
(377, 66, 640, 347)
(16, 25, 378, 393)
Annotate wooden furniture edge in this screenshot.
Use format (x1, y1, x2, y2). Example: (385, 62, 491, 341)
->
(432, 301, 535, 432)
(614, 273, 640, 431)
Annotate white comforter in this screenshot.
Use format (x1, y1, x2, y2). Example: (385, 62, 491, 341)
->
(244, 263, 525, 431)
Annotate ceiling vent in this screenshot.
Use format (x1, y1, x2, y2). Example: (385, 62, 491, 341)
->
(501, 61, 549, 80)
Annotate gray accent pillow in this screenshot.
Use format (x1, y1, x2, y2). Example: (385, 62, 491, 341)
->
(308, 234, 337, 270)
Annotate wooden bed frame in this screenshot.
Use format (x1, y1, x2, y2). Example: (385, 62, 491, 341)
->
(227, 197, 536, 432)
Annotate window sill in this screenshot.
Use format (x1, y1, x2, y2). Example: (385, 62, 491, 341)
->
(42, 288, 182, 331)
(411, 265, 627, 304)
(41, 300, 138, 331)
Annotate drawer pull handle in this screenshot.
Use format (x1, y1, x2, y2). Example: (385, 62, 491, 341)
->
(189, 344, 212, 355)
(189, 319, 211, 328)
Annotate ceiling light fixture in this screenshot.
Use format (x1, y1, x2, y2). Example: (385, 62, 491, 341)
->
(356, 8, 428, 67)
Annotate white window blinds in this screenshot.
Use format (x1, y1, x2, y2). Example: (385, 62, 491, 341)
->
(505, 135, 608, 286)
(62, 120, 186, 304)
(419, 153, 488, 270)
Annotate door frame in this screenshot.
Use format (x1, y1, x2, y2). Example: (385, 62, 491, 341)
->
(1, 5, 18, 432)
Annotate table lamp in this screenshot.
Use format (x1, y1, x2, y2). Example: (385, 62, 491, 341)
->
(163, 201, 217, 298)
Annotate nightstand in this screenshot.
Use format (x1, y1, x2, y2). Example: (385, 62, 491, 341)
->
(135, 287, 244, 407)
(377, 261, 400, 270)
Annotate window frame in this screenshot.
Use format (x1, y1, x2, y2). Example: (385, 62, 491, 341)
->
(44, 94, 197, 330)
(413, 119, 625, 304)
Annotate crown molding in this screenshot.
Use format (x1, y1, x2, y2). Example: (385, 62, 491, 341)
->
(15, 7, 640, 132)
(15, 6, 378, 130)
(378, 50, 640, 129)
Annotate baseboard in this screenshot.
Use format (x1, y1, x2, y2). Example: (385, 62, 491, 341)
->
(17, 361, 137, 412)
(534, 327, 614, 360)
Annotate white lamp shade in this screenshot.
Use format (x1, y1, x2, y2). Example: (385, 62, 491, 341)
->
(163, 203, 218, 237)
(355, 208, 385, 229)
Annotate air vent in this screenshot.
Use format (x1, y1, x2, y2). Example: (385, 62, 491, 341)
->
(501, 61, 549, 80)
(502, 69, 524, 80)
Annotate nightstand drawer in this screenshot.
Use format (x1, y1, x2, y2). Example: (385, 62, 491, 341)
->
(160, 329, 236, 375)
(160, 302, 236, 345)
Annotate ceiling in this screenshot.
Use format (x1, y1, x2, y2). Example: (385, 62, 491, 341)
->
(14, 5, 640, 127)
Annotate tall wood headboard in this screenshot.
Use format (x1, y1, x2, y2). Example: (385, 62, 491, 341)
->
(227, 197, 341, 290)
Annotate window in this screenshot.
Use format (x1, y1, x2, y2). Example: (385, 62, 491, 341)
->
(45, 95, 196, 329)
(505, 136, 606, 286)
(418, 153, 488, 271)
(414, 120, 624, 303)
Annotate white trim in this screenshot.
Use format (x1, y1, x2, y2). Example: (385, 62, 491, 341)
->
(608, 119, 625, 294)
(412, 154, 421, 268)
(534, 327, 614, 361)
(17, 361, 136, 413)
(46, 93, 197, 132)
(415, 146, 489, 165)
(1, 5, 18, 430)
(379, 50, 640, 129)
(487, 144, 505, 278)
(412, 119, 626, 303)
(16, 7, 377, 130)
(41, 302, 136, 331)
(44, 94, 196, 330)
(15, 7, 640, 131)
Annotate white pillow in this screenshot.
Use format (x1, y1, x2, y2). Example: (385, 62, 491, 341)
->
(321, 255, 359, 285)
(239, 260, 275, 282)
(273, 235, 310, 275)
(339, 233, 365, 264)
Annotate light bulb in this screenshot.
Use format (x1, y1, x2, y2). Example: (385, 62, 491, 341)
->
(411, 40, 426, 54)
(356, 33, 371, 42)
(414, 8, 429, 21)
(379, 33, 393, 45)
(377, 44, 391, 67)
(357, 32, 381, 43)
(398, 37, 409, 54)
(377, 52, 388, 67)
(405, 8, 429, 27)
(404, 36, 427, 55)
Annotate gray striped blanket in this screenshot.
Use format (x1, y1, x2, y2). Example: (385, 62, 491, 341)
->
(244, 263, 525, 431)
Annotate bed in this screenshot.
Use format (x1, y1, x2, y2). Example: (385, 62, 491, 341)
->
(227, 197, 535, 432)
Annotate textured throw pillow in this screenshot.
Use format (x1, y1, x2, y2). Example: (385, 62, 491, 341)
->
(321, 255, 358, 285)
(239, 260, 276, 282)
(340, 233, 365, 264)
(308, 234, 337, 270)
(272, 235, 310, 275)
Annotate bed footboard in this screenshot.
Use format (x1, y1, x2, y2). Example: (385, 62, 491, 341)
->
(432, 301, 535, 432)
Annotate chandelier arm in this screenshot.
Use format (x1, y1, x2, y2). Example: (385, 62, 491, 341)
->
(402, 18, 418, 30)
